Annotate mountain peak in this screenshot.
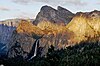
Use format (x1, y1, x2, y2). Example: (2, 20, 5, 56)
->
(40, 5, 57, 12)
(34, 5, 74, 25)
(57, 6, 73, 14)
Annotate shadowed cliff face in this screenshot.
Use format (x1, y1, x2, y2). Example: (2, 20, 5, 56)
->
(66, 10, 100, 43)
(0, 24, 16, 44)
(0, 19, 20, 44)
(34, 5, 74, 25)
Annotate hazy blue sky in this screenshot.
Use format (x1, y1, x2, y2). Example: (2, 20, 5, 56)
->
(0, 0, 100, 21)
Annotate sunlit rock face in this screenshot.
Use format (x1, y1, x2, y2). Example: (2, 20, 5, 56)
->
(66, 10, 100, 43)
(16, 20, 44, 38)
(34, 5, 74, 25)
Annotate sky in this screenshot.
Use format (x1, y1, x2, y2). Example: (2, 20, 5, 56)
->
(0, 0, 100, 21)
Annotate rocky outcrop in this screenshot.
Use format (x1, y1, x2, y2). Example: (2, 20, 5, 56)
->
(66, 10, 100, 43)
(34, 5, 74, 25)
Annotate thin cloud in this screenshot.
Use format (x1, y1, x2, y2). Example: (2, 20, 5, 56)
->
(97, 0, 100, 4)
(12, 0, 31, 5)
(0, 6, 10, 11)
(97, 2, 100, 5)
(11, 0, 87, 6)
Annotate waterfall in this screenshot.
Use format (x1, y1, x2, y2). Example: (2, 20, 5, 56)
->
(27, 39, 39, 60)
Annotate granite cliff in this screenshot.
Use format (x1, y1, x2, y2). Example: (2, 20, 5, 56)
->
(66, 10, 100, 43)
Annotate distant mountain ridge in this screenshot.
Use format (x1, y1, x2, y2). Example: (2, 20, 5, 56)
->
(0, 19, 34, 27)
